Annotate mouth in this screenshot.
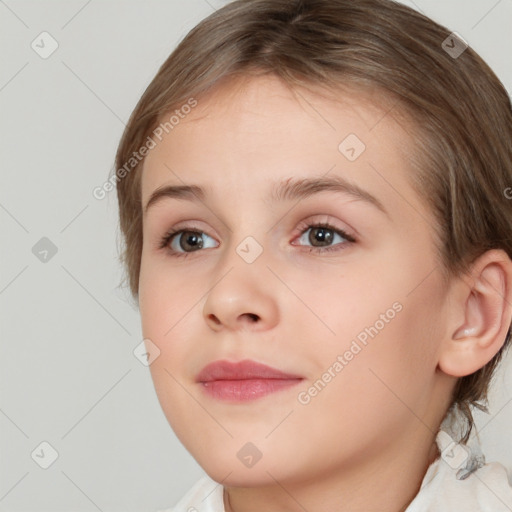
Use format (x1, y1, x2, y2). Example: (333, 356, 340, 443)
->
(195, 359, 304, 402)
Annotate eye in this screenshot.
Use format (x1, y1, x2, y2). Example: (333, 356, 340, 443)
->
(160, 229, 218, 256)
(158, 220, 356, 258)
(292, 222, 356, 253)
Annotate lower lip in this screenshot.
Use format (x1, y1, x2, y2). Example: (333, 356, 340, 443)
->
(199, 378, 303, 402)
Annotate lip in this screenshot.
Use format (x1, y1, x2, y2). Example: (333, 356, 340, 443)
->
(195, 359, 304, 402)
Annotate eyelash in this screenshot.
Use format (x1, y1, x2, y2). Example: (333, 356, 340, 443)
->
(158, 221, 356, 258)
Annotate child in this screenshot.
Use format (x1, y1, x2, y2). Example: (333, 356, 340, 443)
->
(114, 0, 512, 510)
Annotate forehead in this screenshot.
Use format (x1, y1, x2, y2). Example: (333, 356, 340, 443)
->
(140, 73, 426, 223)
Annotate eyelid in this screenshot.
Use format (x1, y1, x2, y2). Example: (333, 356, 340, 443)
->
(292, 215, 356, 242)
(161, 220, 217, 242)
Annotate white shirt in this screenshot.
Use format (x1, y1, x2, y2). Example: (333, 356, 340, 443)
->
(159, 411, 512, 511)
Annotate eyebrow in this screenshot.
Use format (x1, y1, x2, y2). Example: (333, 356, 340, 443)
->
(144, 175, 389, 218)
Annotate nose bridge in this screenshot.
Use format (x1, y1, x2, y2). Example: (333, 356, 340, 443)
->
(218, 202, 270, 269)
(223, 222, 273, 286)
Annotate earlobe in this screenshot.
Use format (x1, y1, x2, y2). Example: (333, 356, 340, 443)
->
(438, 249, 512, 378)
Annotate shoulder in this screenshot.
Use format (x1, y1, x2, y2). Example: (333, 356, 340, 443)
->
(156, 474, 225, 512)
(407, 457, 512, 511)
(406, 407, 512, 511)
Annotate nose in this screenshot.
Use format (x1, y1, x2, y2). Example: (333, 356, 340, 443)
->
(202, 251, 280, 333)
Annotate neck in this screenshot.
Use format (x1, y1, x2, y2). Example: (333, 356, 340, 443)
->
(223, 430, 440, 512)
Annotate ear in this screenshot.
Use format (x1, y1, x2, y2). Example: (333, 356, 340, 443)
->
(438, 249, 512, 378)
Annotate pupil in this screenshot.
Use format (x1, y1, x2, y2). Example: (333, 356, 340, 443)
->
(310, 227, 333, 246)
(182, 231, 203, 251)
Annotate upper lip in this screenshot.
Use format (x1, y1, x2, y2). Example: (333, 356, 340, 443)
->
(195, 359, 303, 382)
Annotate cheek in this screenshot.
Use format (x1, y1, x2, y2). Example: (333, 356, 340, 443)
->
(138, 256, 205, 439)
(292, 296, 442, 455)
(139, 250, 203, 337)
(303, 245, 445, 398)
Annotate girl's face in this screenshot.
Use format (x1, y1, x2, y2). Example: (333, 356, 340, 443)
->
(138, 75, 455, 487)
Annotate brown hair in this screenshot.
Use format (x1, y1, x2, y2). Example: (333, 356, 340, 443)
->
(114, 0, 512, 441)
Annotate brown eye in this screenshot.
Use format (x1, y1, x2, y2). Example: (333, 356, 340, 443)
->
(296, 224, 352, 249)
(161, 228, 218, 255)
(308, 226, 335, 247)
(173, 231, 204, 252)
(291, 220, 356, 255)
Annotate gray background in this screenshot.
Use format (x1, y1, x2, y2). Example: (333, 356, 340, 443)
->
(1, 0, 511, 511)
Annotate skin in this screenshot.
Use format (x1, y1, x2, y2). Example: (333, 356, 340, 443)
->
(137, 74, 512, 511)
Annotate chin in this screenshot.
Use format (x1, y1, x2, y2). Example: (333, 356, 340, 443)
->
(204, 465, 282, 488)
(198, 450, 309, 489)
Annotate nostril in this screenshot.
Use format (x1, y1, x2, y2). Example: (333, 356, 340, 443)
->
(245, 313, 259, 322)
(208, 314, 221, 325)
